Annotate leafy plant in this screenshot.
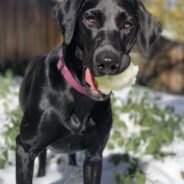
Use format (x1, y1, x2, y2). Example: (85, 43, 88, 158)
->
(108, 88, 184, 158)
(0, 71, 21, 168)
(115, 155, 146, 184)
(0, 72, 184, 184)
(0, 149, 8, 169)
(3, 108, 22, 150)
(109, 154, 129, 166)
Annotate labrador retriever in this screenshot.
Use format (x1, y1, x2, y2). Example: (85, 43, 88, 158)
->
(16, 0, 161, 183)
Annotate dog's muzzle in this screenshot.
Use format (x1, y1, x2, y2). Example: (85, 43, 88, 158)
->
(95, 51, 120, 75)
(93, 45, 130, 76)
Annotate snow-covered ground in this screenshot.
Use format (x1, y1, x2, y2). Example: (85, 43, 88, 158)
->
(0, 83, 184, 184)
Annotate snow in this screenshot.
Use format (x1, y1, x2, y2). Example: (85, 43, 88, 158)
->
(0, 83, 184, 184)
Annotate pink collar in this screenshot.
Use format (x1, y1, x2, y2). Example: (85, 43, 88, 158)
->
(57, 49, 88, 96)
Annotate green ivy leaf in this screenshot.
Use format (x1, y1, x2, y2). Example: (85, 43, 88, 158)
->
(134, 172, 146, 184)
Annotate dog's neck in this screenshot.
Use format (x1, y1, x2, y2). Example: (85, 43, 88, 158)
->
(63, 44, 84, 84)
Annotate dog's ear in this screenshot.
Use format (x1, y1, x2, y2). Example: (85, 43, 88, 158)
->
(136, 1, 162, 57)
(53, 0, 85, 45)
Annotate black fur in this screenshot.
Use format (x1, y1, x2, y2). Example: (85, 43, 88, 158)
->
(16, 0, 161, 183)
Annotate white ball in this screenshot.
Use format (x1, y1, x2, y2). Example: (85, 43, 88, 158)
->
(95, 63, 139, 94)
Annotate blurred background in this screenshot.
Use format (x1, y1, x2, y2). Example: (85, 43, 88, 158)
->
(0, 0, 184, 94)
(0, 0, 184, 184)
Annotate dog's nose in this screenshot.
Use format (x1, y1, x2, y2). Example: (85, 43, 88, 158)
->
(95, 52, 120, 74)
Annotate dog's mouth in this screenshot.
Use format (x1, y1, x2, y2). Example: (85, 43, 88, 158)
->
(83, 68, 111, 101)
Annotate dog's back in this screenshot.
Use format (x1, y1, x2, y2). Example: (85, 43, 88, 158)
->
(19, 55, 47, 111)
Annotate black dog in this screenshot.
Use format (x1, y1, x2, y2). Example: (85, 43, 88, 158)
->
(16, 0, 161, 183)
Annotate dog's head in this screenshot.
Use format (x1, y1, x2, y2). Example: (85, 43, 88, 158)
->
(54, 0, 161, 100)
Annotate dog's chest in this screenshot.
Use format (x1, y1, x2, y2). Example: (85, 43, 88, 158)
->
(66, 113, 95, 134)
(54, 94, 96, 134)
(49, 114, 96, 154)
(50, 98, 99, 152)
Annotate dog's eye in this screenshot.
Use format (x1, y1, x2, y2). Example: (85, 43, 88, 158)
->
(86, 15, 97, 26)
(121, 21, 133, 30)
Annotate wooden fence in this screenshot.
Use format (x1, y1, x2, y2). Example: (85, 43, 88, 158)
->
(0, 0, 61, 71)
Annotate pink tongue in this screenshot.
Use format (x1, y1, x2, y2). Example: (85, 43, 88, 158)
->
(85, 68, 97, 90)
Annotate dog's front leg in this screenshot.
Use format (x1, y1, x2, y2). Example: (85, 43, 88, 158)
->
(16, 136, 36, 184)
(83, 152, 102, 184)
